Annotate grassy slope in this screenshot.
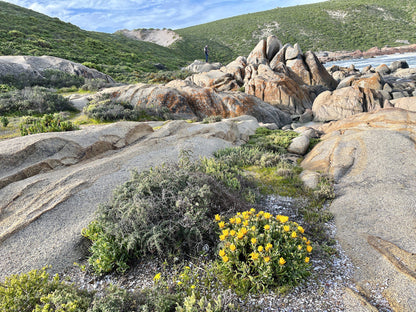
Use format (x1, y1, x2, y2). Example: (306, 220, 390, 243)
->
(1, 0, 416, 80)
(174, 0, 416, 64)
(0, 1, 189, 81)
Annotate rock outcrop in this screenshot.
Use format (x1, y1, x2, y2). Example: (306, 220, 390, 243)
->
(0, 116, 261, 280)
(302, 109, 416, 311)
(312, 86, 384, 121)
(185, 36, 337, 115)
(0, 55, 115, 83)
(92, 80, 292, 127)
(244, 64, 313, 115)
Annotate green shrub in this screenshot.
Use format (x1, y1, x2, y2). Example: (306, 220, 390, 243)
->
(88, 285, 137, 312)
(1, 115, 9, 127)
(82, 161, 250, 275)
(202, 116, 222, 124)
(215, 209, 312, 295)
(0, 84, 16, 93)
(80, 79, 112, 91)
(176, 292, 224, 312)
(0, 267, 92, 312)
(0, 87, 77, 116)
(246, 129, 299, 154)
(19, 113, 79, 136)
(84, 95, 172, 122)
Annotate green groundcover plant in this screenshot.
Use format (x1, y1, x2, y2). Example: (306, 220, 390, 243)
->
(215, 209, 312, 295)
(0, 267, 92, 312)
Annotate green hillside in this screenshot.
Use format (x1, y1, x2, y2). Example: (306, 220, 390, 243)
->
(1, 0, 416, 81)
(0, 1, 189, 82)
(174, 0, 416, 64)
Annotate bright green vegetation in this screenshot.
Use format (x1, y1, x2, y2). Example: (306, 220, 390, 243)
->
(2, 0, 416, 82)
(19, 113, 79, 136)
(175, 0, 416, 64)
(0, 267, 92, 312)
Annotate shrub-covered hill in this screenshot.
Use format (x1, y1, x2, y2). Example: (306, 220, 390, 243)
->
(173, 0, 416, 64)
(0, 1, 189, 82)
(2, 0, 416, 81)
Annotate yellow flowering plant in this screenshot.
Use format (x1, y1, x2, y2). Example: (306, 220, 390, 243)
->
(215, 209, 312, 295)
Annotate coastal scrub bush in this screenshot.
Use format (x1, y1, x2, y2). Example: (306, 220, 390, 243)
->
(19, 113, 79, 136)
(0, 267, 92, 312)
(0, 87, 77, 116)
(1, 116, 9, 127)
(84, 94, 172, 122)
(82, 160, 250, 275)
(245, 128, 299, 154)
(215, 209, 312, 295)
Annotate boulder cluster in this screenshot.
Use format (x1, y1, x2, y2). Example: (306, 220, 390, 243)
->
(88, 35, 415, 157)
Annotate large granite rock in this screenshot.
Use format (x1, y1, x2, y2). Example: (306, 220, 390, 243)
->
(390, 96, 416, 111)
(312, 86, 384, 121)
(301, 109, 416, 311)
(92, 80, 292, 127)
(0, 55, 115, 83)
(0, 116, 261, 280)
(244, 64, 313, 115)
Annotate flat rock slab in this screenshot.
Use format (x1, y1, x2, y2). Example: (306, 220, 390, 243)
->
(302, 108, 416, 311)
(0, 116, 259, 281)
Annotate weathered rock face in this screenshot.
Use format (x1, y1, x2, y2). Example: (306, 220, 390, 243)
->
(304, 51, 338, 90)
(312, 86, 384, 121)
(186, 69, 239, 91)
(0, 55, 115, 83)
(94, 80, 292, 127)
(301, 109, 416, 311)
(390, 96, 416, 111)
(0, 116, 261, 280)
(244, 64, 313, 115)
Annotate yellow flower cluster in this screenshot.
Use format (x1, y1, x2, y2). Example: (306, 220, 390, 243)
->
(215, 208, 313, 292)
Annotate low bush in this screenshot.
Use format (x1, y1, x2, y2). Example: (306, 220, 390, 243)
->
(215, 209, 312, 295)
(19, 113, 79, 136)
(84, 95, 172, 122)
(82, 159, 251, 275)
(0, 86, 77, 116)
(0, 267, 92, 312)
(1, 115, 9, 127)
(80, 78, 112, 91)
(246, 128, 299, 154)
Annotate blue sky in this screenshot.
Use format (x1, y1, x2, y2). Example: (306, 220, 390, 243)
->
(4, 0, 327, 33)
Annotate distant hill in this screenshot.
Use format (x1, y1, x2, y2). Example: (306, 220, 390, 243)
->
(173, 0, 416, 64)
(1, 0, 416, 82)
(0, 1, 188, 82)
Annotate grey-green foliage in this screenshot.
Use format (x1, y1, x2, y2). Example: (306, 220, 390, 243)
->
(82, 159, 251, 274)
(0, 86, 77, 116)
(83, 94, 172, 122)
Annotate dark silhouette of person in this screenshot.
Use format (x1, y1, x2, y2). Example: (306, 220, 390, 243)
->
(204, 45, 209, 63)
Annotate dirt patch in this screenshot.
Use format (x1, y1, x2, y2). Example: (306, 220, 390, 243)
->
(116, 28, 182, 47)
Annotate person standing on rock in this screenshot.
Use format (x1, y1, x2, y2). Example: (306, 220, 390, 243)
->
(204, 45, 209, 63)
